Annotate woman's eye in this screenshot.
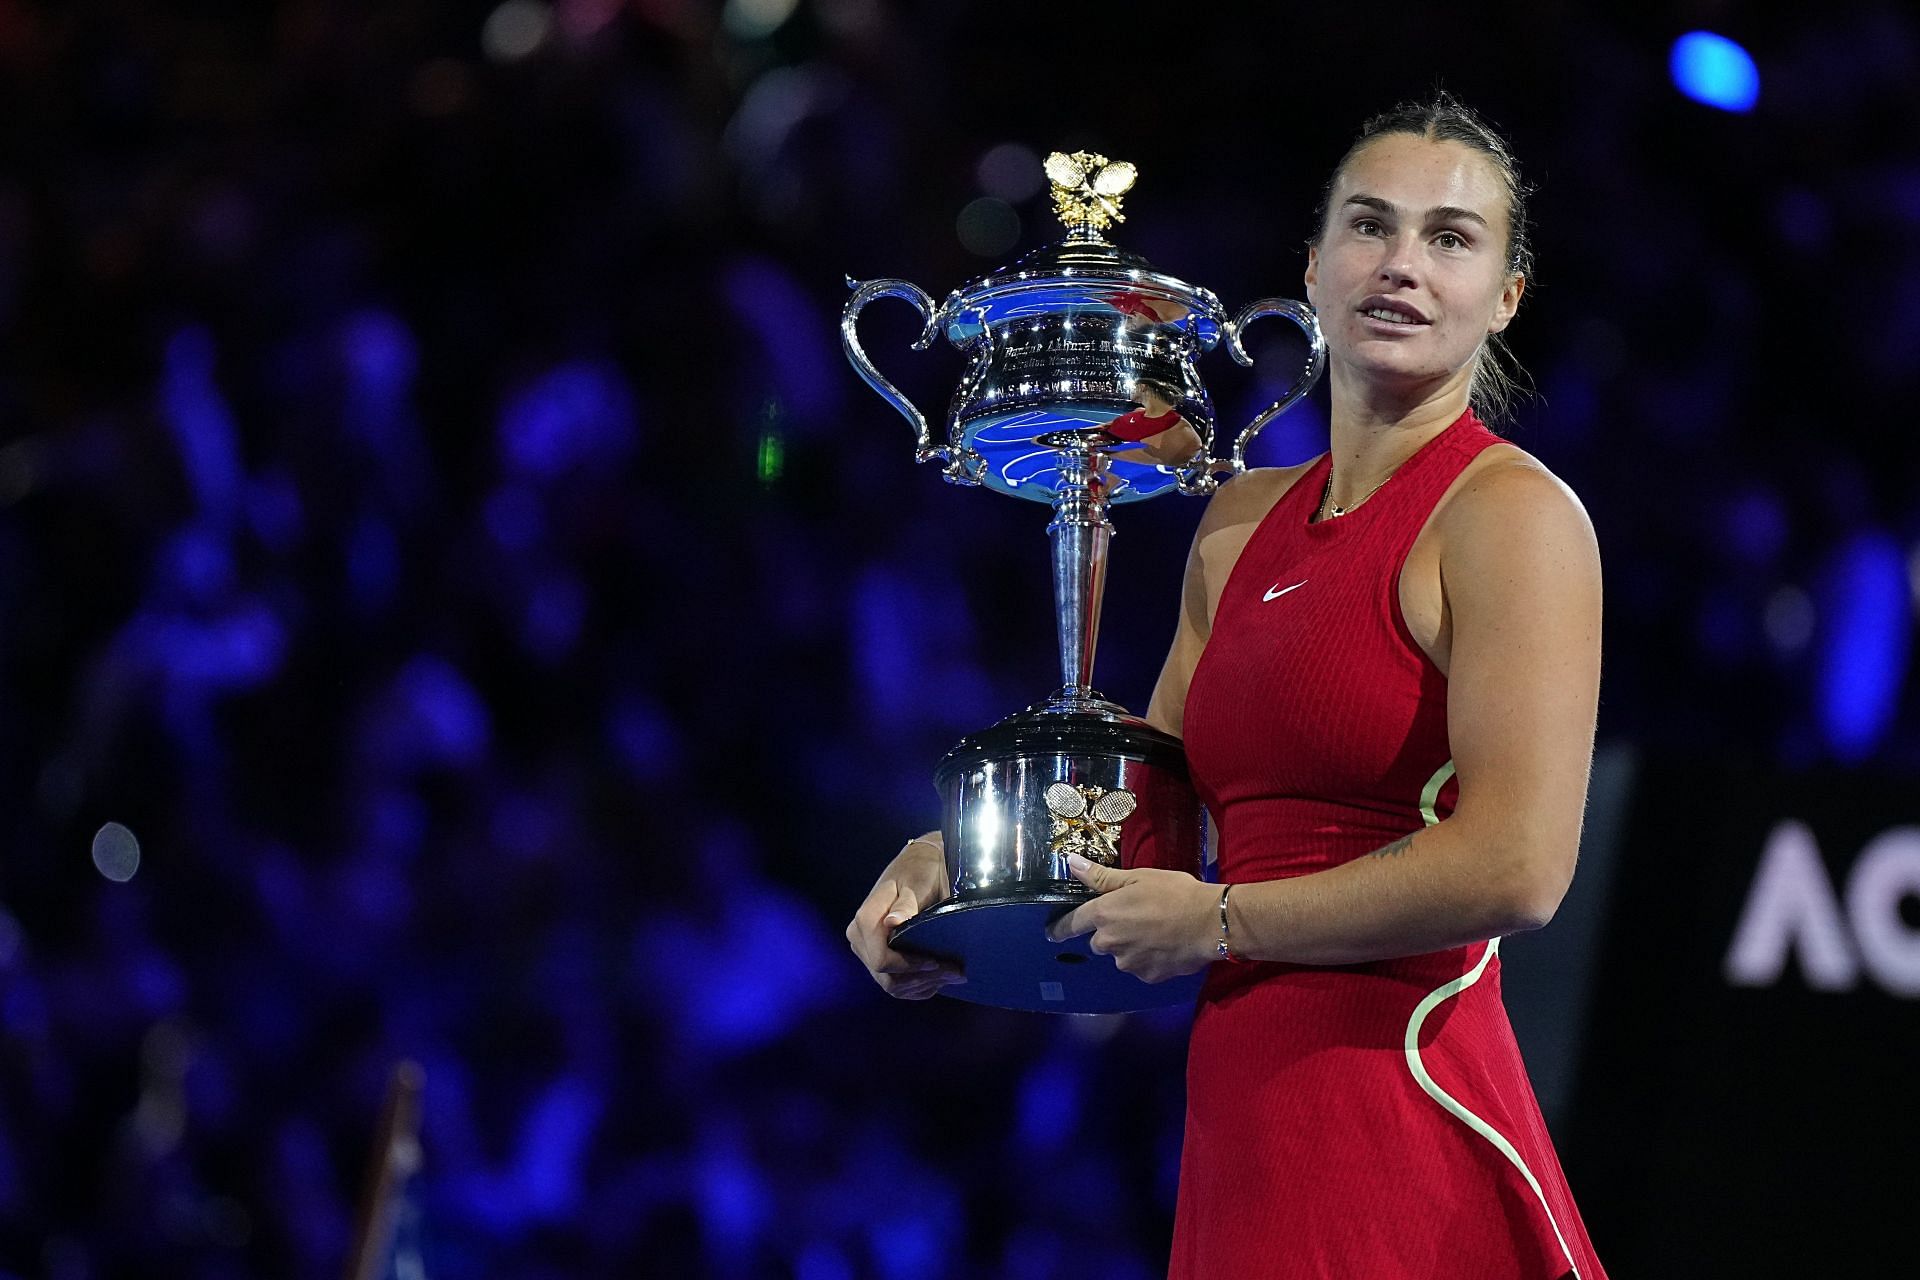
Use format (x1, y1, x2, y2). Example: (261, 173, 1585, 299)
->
(1353, 218, 1382, 236)
(1435, 230, 1467, 250)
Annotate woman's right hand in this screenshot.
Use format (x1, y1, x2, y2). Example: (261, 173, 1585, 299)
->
(845, 833, 965, 999)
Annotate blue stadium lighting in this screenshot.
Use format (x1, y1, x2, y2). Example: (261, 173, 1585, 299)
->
(1814, 534, 1910, 762)
(1670, 32, 1760, 112)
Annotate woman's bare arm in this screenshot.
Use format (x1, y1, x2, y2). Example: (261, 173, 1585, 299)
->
(1221, 458, 1602, 963)
(1050, 458, 1601, 978)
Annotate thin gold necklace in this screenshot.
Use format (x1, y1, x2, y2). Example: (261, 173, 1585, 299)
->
(1316, 470, 1391, 521)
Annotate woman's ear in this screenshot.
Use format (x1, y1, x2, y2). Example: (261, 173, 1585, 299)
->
(1488, 272, 1525, 335)
(1304, 244, 1320, 308)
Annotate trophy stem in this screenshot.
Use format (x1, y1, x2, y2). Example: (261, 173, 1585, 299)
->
(1046, 448, 1113, 701)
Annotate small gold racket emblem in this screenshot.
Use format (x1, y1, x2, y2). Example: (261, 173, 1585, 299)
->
(1044, 151, 1138, 234)
(1044, 781, 1138, 867)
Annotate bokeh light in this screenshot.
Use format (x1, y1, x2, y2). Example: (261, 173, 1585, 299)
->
(1815, 534, 1910, 761)
(977, 143, 1045, 203)
(723, 0, 800, 41)
(92, 822, 142, 882)
(1763, 586, 1816, 655)
(957, 196, 1021, 258)
(0, 906, 21, 967)
(1670, 31, 1760, 112)
(483, 1, 553, 62)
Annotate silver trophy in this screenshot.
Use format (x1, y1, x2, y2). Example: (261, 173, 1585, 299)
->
(842, 151, 1324, 1012)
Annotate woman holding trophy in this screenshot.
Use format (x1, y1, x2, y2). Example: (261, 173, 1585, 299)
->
(848, 94, 1607, 1280)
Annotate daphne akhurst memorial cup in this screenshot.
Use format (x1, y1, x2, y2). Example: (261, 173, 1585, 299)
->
(841, 151, 1325, 1013)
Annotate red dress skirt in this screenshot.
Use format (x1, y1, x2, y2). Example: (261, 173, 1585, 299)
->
(1173, 410, 1608, 1279)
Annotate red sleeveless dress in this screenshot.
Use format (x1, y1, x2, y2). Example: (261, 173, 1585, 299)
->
(1173, 409, 1607, 1280)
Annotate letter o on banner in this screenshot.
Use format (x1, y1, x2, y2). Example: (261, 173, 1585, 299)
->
(1846, 827, 1920, 997)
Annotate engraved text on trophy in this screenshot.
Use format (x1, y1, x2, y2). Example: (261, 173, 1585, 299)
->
(971, 313, 1197, 425)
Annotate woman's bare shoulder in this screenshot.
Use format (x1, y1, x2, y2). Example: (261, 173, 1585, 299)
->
(1433, 442, 1596, 553)
(1196, 457, 1323, 536)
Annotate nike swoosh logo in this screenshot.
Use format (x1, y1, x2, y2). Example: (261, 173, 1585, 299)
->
(1263, 581, 1307, 602)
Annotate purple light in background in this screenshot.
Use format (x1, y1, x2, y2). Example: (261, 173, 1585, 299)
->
(1694, 589, 1751, 661)
(274, 1118, 352, 1266)
(556, 0, 623, 40)
(217, 604, 286, 685)
(0, 1098, 22, 1212)
(521, 572, 586, 661)
(723, 65, 840, 179)
(635, 887, 847, 1055)
(1814, 532, 1910, 762)
(850, 566, 922, 733)
(484, 484, 544, 553)
(1, 968, 47, 1036)
(516, 1074, 603, 1219)
(489, 791, 561, 860)
(248, 843, 308, 943)
(1774, 189, 1832, 253)
(1241, 391, 1327, 469)
(0, 907, 21, 969)
(1720, 487, 1789, 566)
(694, 1120, 769, 1266)
(336, 855, 413, 934)
(1014, 1049, 1081, 1156)
(362, 788, 428, 861)
(1002, 1225, 1069, 1279)
(795, 1241, 856, 1280)
(125, 950, 188, 1020)
(186, 185, 257, 265)
(869, 1212, 946, 1280)
(246, 470, 305, 553)
(130, 599, 286, 691)
(1540, 365, 1598, 441)
(345, 513, 400, 610)
(606, 691, 682, 780)
(160, 327, 244, 521)
(340, 309, 418, 421)
(159, 524, 236, 605)
(499, 360, 639, 481)
(722, 257, 842, 430)
(390, 655, 492, 767)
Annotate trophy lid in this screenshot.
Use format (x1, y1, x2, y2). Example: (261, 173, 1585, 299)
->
(942, 151, 1224, 346)
(933, 698, 1191, 783)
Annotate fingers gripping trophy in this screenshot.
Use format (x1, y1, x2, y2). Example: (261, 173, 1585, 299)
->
(841, 151, 1325, 1013)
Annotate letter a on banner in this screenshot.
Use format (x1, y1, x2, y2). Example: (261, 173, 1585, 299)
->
(1724, 820, 1859, 990)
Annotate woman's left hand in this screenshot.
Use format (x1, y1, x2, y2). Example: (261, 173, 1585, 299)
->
(1045, 853, 1220, 983)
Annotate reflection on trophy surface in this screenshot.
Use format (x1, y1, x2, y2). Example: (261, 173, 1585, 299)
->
(1106, 379, 1204, 470)
(840, 150, 1326, 1013)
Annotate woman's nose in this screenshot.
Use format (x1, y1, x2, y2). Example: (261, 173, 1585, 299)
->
(1377, 239, 1419, 286)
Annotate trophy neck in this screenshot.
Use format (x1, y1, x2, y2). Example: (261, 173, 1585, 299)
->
(1046, 452, 1114, 699)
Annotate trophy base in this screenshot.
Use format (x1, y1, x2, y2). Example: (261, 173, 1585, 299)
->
(891, 891, 1206, 1014)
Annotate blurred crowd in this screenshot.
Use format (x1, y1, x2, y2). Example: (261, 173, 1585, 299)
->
(0, 1, 1916, 1276)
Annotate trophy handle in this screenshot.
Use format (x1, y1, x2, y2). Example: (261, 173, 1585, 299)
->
(1176, 298, 1326, 495)
(841, 276, 956, 468)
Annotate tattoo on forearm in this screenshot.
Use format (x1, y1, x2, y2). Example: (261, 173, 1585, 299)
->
(1369, 834, 1416, 859)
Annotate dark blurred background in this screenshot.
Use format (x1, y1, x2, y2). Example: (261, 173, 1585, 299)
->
(1, 1, 1916, 1277)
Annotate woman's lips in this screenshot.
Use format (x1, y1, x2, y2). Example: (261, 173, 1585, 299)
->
(1356, 295, 1430, 326)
